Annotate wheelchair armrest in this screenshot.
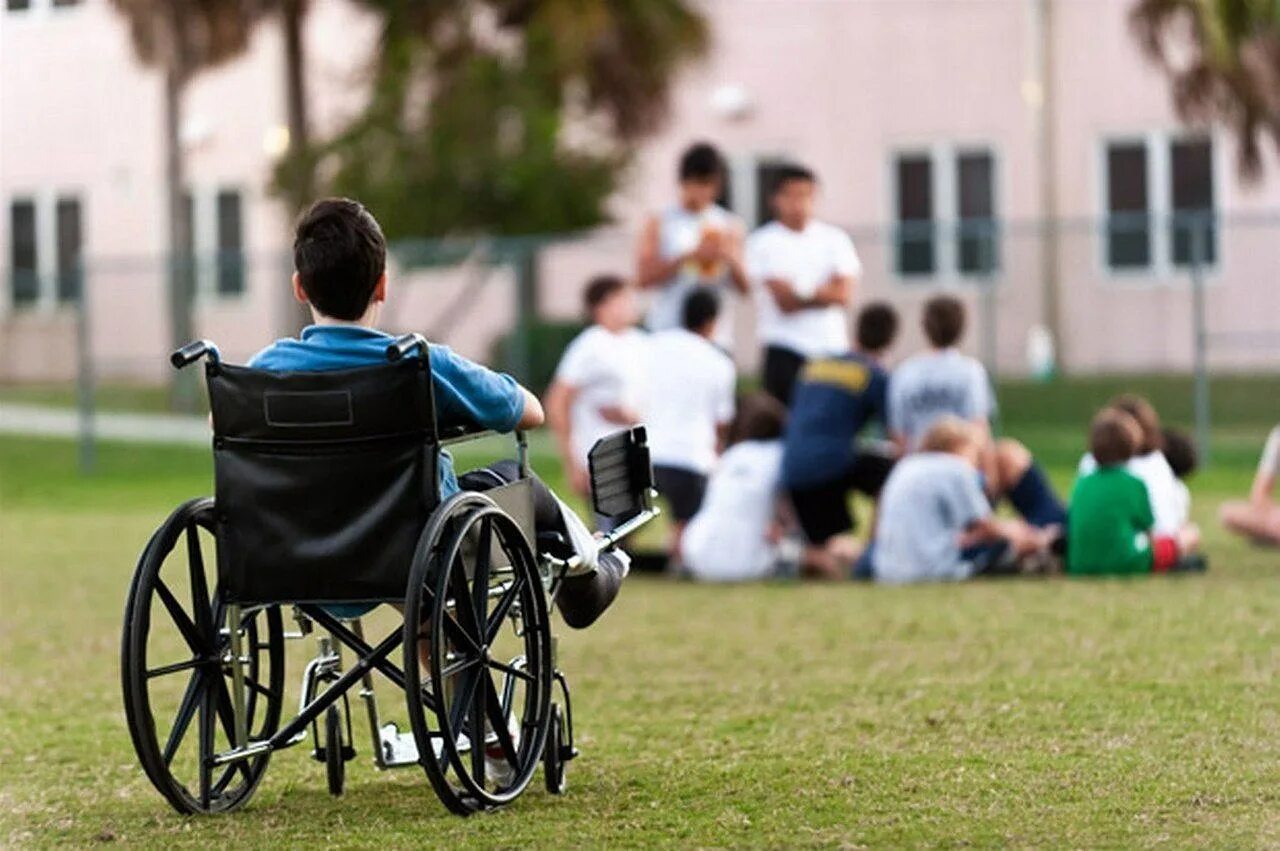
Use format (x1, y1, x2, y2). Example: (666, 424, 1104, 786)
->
(587, 426, 655, 521)
(438, 424, 496, 446)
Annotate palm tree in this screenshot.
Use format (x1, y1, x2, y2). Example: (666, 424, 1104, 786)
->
(318, 0, 709, 239)
(1131, 0, 1280, 179)
(109, 0, 264, 408)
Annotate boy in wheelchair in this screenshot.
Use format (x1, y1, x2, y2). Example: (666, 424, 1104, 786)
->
(250, 197, 628, 628)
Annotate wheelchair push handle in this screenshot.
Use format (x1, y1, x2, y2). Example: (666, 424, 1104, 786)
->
(170, 339, 221, 369)
(386, 333, 428, 362)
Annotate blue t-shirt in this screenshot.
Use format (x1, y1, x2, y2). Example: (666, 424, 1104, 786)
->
(248, 325, 524, 498)
(781, 352, 888, 489)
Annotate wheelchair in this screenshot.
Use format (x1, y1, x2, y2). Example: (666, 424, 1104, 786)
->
(120, 334, 657, 816)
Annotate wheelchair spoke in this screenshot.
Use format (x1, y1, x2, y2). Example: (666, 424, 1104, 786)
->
(483, 673, 518, 770)
(472, 517, 492, 627)
(441, 654, 481, 679)
(162, 671, 204, 766)
(185, 524, 213, 635)
(470, 667, 486, 790)
(147, 657, 206, 679)
(242, 676, 280, 703)
(487, 658, 534, 684)
(485, 577, 525, 645)
(154, 580, 207, 656)
(211, 678, 252, 794)
(197, 678, 216, 808)
(447, 667, 482, 737)
(447, 555, 482, 645)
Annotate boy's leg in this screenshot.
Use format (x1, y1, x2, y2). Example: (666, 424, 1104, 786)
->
(788, 477, 858, 578)
(994, 438, 1067, 528)
(457, 460, 627, 629)
(762, 345, 806, 405)
(652, 464, 708, 565)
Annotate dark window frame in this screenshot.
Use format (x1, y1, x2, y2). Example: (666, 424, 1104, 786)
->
(1105, 140, 1153, 271)
(9, 198, 39, 308)
(215, 188, 246, 297)
(893, 152, 936, 278)
(55, 195, 82, 304)
(1169, 135, 1217, 269)
(955, 148, 999, 277)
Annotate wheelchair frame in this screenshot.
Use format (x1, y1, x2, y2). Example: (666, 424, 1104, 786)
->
(121, 336, 658, 816)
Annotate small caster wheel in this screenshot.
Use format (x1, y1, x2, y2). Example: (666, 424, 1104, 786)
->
(325, 705, 345, 797)
(544, 704, 567, 795)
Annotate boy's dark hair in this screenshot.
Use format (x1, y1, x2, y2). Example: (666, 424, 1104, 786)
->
(682, 287, 720, 332)
(1110, 393, 1164, 454)
(678, 142, 726, 183)
(1161, 427, 1198, 479)
(856, 302, 899, 353)
(583, 274, 627, 319)
(922, 295, 966, 348)
(293, 198, 386, 321)
(771, 163, 817, 195)
(1090, 408, 1140, 467)
(727, 392, 787, 446)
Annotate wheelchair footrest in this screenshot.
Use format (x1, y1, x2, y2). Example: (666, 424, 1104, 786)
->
(378, 722, 423, 768)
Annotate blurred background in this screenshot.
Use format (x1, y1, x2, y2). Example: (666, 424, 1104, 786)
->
(1, 0, 1278, 466)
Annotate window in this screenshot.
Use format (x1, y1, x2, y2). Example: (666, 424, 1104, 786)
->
(1103, 135, 1218, 273)
(6, 0, 32, 11)
(55, 196, 82, 303)
(1105, 142, 1151, 269)
(215, 189, 245, 295)
(9, 200, 39, 307)
(1170, 137, 1216, 267)
(894, 154, 935, 276)
(753, 159, 791, 228)
(956, 151, 997, 275)
(51, 0, 82, 7)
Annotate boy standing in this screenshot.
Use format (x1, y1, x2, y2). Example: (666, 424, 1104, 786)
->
(250, 198, 627, 628)
(545, 275, 649, 504)
(860, 417, 1055, 583)
(782, 303, 899, 576)
(636, 142, 749, 347)
(745, 164, 861, 405)
(1068, 409, 1201, 575)
(644, 288, 737, 561)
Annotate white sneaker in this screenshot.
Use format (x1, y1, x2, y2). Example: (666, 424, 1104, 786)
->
(484, 717, 521, 789)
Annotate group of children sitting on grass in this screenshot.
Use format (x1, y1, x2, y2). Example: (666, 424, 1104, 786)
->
(685, 301, 1207, 582)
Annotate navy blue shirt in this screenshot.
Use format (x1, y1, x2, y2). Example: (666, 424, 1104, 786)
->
(249, 325, 524, 498)
(781, 352, 889, 489)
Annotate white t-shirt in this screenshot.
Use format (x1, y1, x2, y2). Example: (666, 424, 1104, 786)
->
(646, 203, 741, 348)
(744, 219, 861, 357)
(681, 440, 784, 582)
(554, 325, 649, 466)
(643, 328, 736, 474)
(1078, 450, 1187, 535)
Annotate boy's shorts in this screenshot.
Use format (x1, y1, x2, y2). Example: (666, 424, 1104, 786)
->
(653, 464, 708, 523)
(1151, 535, 1180, 572)
(789, 450, 895, 545)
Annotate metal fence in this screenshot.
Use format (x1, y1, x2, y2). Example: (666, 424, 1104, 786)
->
(2, 212, 1277, 471)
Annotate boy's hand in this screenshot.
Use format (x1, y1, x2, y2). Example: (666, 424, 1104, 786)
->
(765, 278, 804, 313)
(598, 404, 641, 426)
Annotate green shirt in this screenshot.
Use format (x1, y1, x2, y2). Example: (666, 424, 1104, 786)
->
(1067, 466, 1155, 575)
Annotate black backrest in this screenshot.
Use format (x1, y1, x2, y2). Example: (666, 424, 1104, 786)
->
(207, 357, 439, 604)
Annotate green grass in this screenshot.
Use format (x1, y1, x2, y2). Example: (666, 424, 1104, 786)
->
(2, 425, 1279, 847)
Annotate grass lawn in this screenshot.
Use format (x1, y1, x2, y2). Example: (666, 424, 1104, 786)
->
(2, 419, 1279, 847)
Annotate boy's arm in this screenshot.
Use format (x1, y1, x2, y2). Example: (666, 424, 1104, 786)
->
(545, 380, 588, 493)
(636, 215, 686, 289)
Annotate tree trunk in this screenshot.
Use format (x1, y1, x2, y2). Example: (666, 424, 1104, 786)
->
(280, 0, 314, 336)
(164, 61, 198, 411)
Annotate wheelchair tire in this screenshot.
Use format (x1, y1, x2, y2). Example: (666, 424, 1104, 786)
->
(544, 704, 567, 796)
(121, 498, 286, 815)
(402, 493, 554, 815)
(325, 706, 345, 797)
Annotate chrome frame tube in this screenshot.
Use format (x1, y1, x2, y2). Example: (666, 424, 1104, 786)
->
(226, 603, 248, 749)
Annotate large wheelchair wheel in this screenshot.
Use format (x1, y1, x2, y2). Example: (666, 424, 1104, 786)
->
(122, 498, 286, 815)
(403, 493, 554, 814)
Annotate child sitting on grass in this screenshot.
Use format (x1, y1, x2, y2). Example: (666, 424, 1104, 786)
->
(857, 416, 1058, 583)
(1067, 408, 1202, 575)
(249, 197, 628, 628)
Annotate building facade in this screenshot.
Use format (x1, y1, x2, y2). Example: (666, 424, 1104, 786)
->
(3, 0, 1279, 381)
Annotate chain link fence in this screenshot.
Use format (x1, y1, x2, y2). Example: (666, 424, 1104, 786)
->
(2, 213, 1277, 471)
